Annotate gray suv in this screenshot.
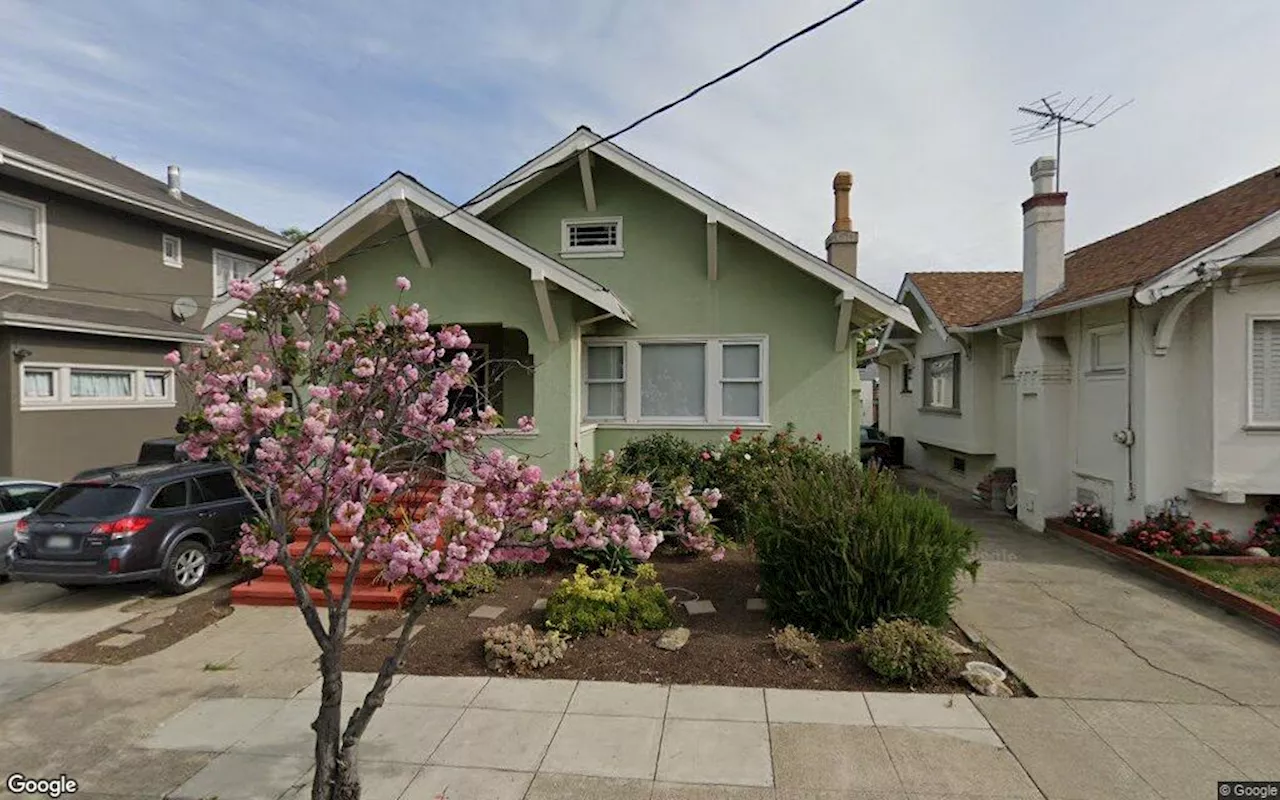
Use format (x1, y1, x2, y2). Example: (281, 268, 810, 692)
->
(7, 463, 255, 594)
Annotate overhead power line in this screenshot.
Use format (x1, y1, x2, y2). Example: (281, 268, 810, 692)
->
(320, 0, 875, 267)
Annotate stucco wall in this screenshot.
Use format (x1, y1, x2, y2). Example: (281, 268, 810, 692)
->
(1210, 281, 1280, 494)
(4, 330, 180, 480)
(487, 160, 855, 455)
(336, 229, 582, 473)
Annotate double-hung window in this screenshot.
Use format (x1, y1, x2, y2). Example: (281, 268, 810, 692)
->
(583, 338, 767, 425)
(923, 353, 960, 412)
(1249, 317, 1280, 427)
(0, 191, 47, 287)
(162, 234, 183, 268)
(213, 249, 261, 297)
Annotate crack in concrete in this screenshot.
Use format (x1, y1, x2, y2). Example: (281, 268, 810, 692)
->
(1034, 583, 1245, 706)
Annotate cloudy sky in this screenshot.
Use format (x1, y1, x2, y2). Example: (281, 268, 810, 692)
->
(1, 0, 1277, 294)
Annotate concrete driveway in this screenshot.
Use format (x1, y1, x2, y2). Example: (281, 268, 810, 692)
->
(0, 573, 234, 660)
(901, 471, 1280, 706)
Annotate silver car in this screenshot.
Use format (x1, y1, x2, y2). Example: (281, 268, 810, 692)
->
(0, 479, 59, 578)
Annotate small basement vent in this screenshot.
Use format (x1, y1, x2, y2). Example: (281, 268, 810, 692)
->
(951, 456, 967, 474)
(562, 218, 622, 256)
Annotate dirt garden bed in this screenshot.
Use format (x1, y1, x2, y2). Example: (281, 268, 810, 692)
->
(342, 549, 1026, 695)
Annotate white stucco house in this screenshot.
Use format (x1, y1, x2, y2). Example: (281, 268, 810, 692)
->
(875, 156, 1280, 536)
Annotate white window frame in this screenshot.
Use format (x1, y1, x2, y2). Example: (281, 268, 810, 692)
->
(1247, 314, 1280, 429)
(1000, 342, 1019, 379)
(561, 217, 623, 259)
(584, 343, 626, 420)
(922, 352, 960, 413)
(581, 336, 769, 427)
(0, 189, 48, 289)
(1087, 323, 1127, 375)
(212, 248, 263, 298)
(162, 234, 183, 268)
(18, 362, 177, 411)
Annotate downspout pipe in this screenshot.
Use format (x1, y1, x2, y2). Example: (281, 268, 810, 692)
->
(1126, 298, 1137, 501)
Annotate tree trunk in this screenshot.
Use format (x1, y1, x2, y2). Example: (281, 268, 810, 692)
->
(311, 652, 350, 800)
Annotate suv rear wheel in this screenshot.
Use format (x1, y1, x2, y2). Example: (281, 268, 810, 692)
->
(162, 539, 209, 595)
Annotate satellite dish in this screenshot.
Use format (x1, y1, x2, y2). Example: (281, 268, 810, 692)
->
(171, 296, 198, 321)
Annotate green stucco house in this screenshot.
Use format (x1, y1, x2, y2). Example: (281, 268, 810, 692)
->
(207, 128, 917, 471)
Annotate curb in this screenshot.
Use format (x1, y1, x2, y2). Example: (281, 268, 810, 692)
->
(1044, 519, 1280, 634)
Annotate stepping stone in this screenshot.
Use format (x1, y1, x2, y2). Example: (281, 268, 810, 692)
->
(346, 634, 378, 646)
(469, 605, 507, 620)
(745, 598, 767, 612)
(683, 600, 716, 616)
(943, 634, 974, 655)
(99, 633, 145, 648)
(382, 624, 426, 642)
(118, 615, 167, 634)
(532, 598, 547, 611)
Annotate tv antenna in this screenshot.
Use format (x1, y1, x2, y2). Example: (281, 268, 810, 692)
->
(1012, 94, 1133, 190)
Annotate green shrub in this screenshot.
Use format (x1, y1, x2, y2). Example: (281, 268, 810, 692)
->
(618, 424, 830, 543)
(752, 455, 979, 638)
(545, 563, 674, 637)
(771, 624, 823, 668)
(570, 542, 640, 576)
(483, 623, 568, 674)
(491, 560, 542, 579)
(855, 619, 958, 684)
(617, 432, 702, 487)
(428, 563, 499, 605)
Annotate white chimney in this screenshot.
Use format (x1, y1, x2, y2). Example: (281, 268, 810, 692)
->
(1021, 156, 1065, 307)
(166, 165, 182, 199)
(825, 171, 858, 277)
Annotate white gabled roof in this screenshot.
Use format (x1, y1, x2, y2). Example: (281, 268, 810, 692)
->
(203, 172, 633, 328)
(469, 127, 918, 333)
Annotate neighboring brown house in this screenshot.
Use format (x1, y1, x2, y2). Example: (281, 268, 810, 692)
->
(0, 108, 288, 480)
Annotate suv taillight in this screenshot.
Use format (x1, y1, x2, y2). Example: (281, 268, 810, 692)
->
(13, 518, 28, 542)
(92, 516, 153, 536)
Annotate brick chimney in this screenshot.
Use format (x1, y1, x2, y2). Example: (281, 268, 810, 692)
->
(1021, 156, 1066, 307)
(825, 171, 858, 276)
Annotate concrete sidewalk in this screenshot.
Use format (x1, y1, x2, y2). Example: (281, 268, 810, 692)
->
(133, 673, 1043, 799)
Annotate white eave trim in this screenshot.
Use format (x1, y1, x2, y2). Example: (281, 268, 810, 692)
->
(1135, 208, 1280, 306)
(202, 173, 634, 328)
(897, 278, 950, 339)
(469, 129, 918, 333)
(0, 147, 289, 252)
(0, 311, 207, 343)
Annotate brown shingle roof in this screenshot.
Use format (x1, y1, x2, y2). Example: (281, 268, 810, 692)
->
(907, 164, 1280, 328)
(907, 271, 1022, 327)
(0, 108, 286, 247)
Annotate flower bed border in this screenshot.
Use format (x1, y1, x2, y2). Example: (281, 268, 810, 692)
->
(1045, 518, 1280, 633)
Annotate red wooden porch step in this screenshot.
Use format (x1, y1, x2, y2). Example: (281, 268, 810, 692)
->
(231, 483, 442, 611)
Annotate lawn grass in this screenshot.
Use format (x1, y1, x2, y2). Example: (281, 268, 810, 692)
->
(1160, 556, 1280, 610)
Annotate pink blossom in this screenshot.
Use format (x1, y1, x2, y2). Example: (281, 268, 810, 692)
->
(517, 415, 535, 432)
(395, 276, 412, 291)
(164, 350, 182, 366)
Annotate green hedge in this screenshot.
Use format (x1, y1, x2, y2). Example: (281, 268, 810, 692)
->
(752, 455, 979, 639)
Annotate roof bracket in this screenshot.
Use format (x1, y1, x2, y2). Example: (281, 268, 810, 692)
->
(578, 150, 597, 213)
(706, 218, 718, 281)
(953, 332, 973, 359)
(835, 296, 854, 352)
(1153, 284, 1206, 356)
(396, 199, 431, 269)
(532, 271, 559, 343)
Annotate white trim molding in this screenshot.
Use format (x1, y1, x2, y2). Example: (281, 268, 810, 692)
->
(19, 361, 177, 411)
(203, 173, 634, 328)
(0, 310, 206, 343)
(212, 248, 263, 300)
(162, 233, 183, 268)
(582, 335, 769, 427)
(468, 128, 918, 332)
(0, 189, 49, 289)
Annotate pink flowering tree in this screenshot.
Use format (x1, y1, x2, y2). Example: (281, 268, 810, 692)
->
(172, 269, 722, 800)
